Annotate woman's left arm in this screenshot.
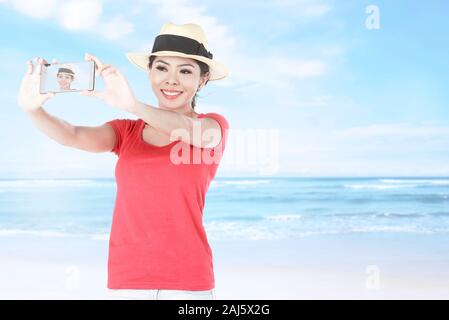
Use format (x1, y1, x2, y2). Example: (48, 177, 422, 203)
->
(132, 100, 222, 149)
(80, 53, 221, 149)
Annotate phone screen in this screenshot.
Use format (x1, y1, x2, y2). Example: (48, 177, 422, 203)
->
(39, 60, 96, 94)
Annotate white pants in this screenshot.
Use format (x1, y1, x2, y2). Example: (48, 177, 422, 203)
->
(107, 288, 216, 300)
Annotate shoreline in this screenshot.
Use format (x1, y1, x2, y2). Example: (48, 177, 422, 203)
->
(0, 233, 448, 299)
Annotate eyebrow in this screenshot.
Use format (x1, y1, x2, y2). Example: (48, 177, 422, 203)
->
(154, 59, 195, 68)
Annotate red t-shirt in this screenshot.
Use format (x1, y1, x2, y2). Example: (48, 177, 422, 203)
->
(104, 112, 229, 290)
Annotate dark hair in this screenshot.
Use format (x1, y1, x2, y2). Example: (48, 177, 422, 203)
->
(148, 55, 210, 110)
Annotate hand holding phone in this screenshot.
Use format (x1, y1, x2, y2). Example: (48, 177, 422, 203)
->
(39, 60, 96, 94)
(81, 53, 138, 113)
(18, 57, 56, 113)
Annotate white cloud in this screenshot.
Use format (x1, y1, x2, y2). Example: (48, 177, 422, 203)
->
(278, 123, 449, 175)
(293, 95, 330, 108)
(135, 1, 338, 112)
(3, 0, 337, 90)
(139, 0, 237, 54)
(2, 0, 134, 40)
(272, 58, 327, 78)
(216, 51, 330, 89)
(58, 0, 102, 31)
(271, 0, 331, 18)
(208, 121, 449, 177)
(219, 52, 330, 109)
(336, 124, 449, 140)
(319, 45, 345, 57)
(302, 3, 330, 17)
(8, 0, 58, 19)
(97, 15, 135, 40)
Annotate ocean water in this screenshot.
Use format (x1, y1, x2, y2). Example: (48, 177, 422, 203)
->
(0, 177, 449, 241)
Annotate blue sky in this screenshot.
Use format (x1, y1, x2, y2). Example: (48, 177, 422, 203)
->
(1, 0, 448, 178)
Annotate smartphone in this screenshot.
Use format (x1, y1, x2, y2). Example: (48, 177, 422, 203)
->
(39, 60, 96, 94)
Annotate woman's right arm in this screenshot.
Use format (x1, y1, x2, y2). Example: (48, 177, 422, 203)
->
(19, 57, 115, 153)
(24, 108, 115, 153)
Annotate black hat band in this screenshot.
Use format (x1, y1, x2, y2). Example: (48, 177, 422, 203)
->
(151, 34, 213, 59)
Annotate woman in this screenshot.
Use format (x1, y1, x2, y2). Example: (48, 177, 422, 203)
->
(56, 67, 75, 91)
(17, 22, 230, 300)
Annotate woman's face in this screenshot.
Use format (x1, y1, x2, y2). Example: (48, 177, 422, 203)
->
(149, 56, 208, 111)
(57, 73, 74, 89)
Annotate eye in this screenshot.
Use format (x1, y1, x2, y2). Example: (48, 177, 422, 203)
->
(155, 66, 192, 74)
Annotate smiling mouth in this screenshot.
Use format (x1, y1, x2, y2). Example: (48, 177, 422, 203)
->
(161, 90, 183, 99)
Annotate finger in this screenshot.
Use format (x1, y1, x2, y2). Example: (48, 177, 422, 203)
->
(79, 90, 101, 99)
(26, 60, 33, 75)
(40, 57, 50, 65)
(98, 64, 113, 76)
(41, 92, 55, 104)
(37, 57, 46, 75)
(101, 67, 115, 77)
(85, 53, 104, 69)
(28, 57, 40, 75)
(79, 90, 92, 96)
(40, 57, 52, 74)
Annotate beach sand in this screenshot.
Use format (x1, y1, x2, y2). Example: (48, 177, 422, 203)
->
(0, 233, 448, 299)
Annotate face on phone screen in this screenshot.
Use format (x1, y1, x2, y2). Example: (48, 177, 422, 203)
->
(39, 60, 95, 94)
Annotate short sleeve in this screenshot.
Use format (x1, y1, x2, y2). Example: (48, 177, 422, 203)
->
(104, 119, 133, 156)
(201, 112, 229, 151)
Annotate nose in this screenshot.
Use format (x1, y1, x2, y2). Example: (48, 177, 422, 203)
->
(164, 70, 179, 85)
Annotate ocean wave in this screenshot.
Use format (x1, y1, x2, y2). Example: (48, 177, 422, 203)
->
(430, 211, 449, 217)
(205, 222, 443, 240)
(295, 226, 437, 237)
(210, 179, 271, 188)
(0, 224, 283, 241)
(204, 221, 281, 240)
(0, 179, 115, 189)
(330, 211, 427, 219)
(204, 219, 443, 240)
(304, 207, 328, 212)
(265, 214, 303, 222)
(90, 233, 110, 241)
(0, 228, 80, 238)
(344, 184, 416, 190)
(0, 228, 110, 240)
(349, 225, 432, 234)
(390, 193, 449, 203)
(373, 212, 426, 218)
(207, 195, 301, 202)
(342, 193, 449, 204)
(380, 179, 449, 185)
(0, 224, 446, 242)
(213, 215, 264, 222)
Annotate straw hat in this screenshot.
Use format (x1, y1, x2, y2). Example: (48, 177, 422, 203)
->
(126, 22, 229, 81)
